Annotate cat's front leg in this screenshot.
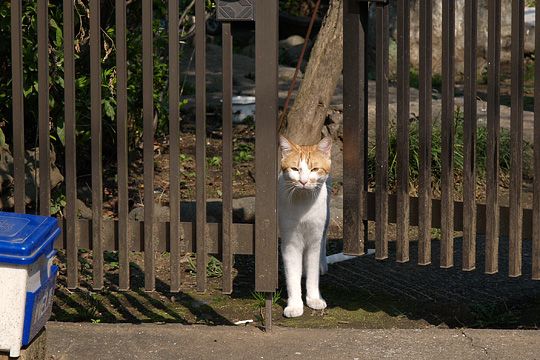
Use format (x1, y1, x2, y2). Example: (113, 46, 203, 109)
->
(281, 236, 304, 318)
(319, 234, 328, 275)
(305, 241, 327, 311)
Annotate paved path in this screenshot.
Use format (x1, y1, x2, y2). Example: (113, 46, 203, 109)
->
(46, 322, 540, 360)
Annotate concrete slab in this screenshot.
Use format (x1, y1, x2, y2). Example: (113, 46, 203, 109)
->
(45, 322, 540, 360)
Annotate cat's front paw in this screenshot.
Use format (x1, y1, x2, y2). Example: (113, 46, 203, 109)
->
(283, 300, 304, 318)
(306, 297, 327, 310)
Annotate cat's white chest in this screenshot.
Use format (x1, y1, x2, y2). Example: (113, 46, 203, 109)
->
(278, 175, 329, 232)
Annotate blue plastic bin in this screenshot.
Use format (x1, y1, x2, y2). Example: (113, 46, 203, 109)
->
(0, 212, 60, 357)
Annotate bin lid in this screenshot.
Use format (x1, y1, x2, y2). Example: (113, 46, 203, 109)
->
(0, 212, 60, 265)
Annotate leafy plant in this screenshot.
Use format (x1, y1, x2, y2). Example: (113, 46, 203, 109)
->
(251, 289, 282, 309)
(252, 289, 282, 327)
(234, 143, 254, 163)
(50, 191, 67, 216)
(187, 254, 223, 278)
(180, 154, 194, 162)
(104, 251, 119, 271)
(77, 291, 102, 322)
(0, 0, 200, 197)
(207, 156, 222, 167)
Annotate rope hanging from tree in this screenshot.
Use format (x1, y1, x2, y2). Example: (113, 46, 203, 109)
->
(278, 0, 322, 132)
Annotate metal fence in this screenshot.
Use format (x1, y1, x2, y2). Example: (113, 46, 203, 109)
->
(5, 0, 540, 329)
(7, 0, 279, 311)
(343, 0, 540, 279)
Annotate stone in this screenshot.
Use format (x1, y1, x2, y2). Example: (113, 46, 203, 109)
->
(279, 66, 302, 82)
(281, 43, 312, 68)
(376, 1, 524, 77)
(0, 145, 64, 211)
(76, 199, 93, 220)
(128, 198, 256, 224)
(279, 35, 305, 50)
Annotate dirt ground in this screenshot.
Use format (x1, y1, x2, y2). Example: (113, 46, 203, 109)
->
(51, 230, 540, 331)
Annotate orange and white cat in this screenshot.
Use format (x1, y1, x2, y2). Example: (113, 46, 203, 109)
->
(278, 135, 332, 318)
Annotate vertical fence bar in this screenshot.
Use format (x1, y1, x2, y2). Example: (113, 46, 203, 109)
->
(265, 293, 273, 332)
(534, 0, 540, 280)
(440, 0, 455, 268)
(117, 0, 130, 290)
(169, 0, 182, 293)
(254, 0, 278, 295)
(195, 0, 207, 292)
(509, 0, 524, 277)
(342, 0, 367, 256)
(396, 0, 410, 263)
(375, 2, 389, 260)
(64, 0, 78, 289)
(418, 0, 432, 265)
(222, 22, 234, 294)
(90, 0, 103, 290)
(463, 0, 478, 271)
(143, 0, 155, 291)
(11, 0, 25, 214)
(38, 0, 50, 216)
(486, 0, 501, 274)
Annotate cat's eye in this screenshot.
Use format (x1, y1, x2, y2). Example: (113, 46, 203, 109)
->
(290, 167, 299, 172)
(311, 168, 320, 172)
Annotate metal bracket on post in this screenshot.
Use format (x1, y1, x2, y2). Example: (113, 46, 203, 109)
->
(217, 0, 255, 22)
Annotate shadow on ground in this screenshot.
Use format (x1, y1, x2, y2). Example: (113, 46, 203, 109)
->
(52, 236, 540, 329)
(308, 236, 540, 329)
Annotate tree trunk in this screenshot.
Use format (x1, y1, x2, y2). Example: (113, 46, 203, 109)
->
(283, 0, 343, 146)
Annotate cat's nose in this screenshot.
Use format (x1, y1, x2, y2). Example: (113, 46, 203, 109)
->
(299, 180, 307, 186)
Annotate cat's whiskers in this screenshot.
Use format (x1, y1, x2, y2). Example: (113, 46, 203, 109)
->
(283, 183, 297, 203)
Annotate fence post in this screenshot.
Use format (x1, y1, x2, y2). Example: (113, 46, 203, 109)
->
(343, 0, 369, 256)
(11, 0, 25, 214)
(255, 0, 279, 329)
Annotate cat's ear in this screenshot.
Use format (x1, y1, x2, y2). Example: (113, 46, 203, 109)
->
(279, 135, 294, 157)
(317, 136, 332, 157)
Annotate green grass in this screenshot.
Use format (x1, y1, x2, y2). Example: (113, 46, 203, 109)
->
(368, 107, 534, 189)
(251, 289, 283, 309)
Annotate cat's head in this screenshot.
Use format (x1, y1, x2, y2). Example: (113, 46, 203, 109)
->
(279, 135, 332, 191)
